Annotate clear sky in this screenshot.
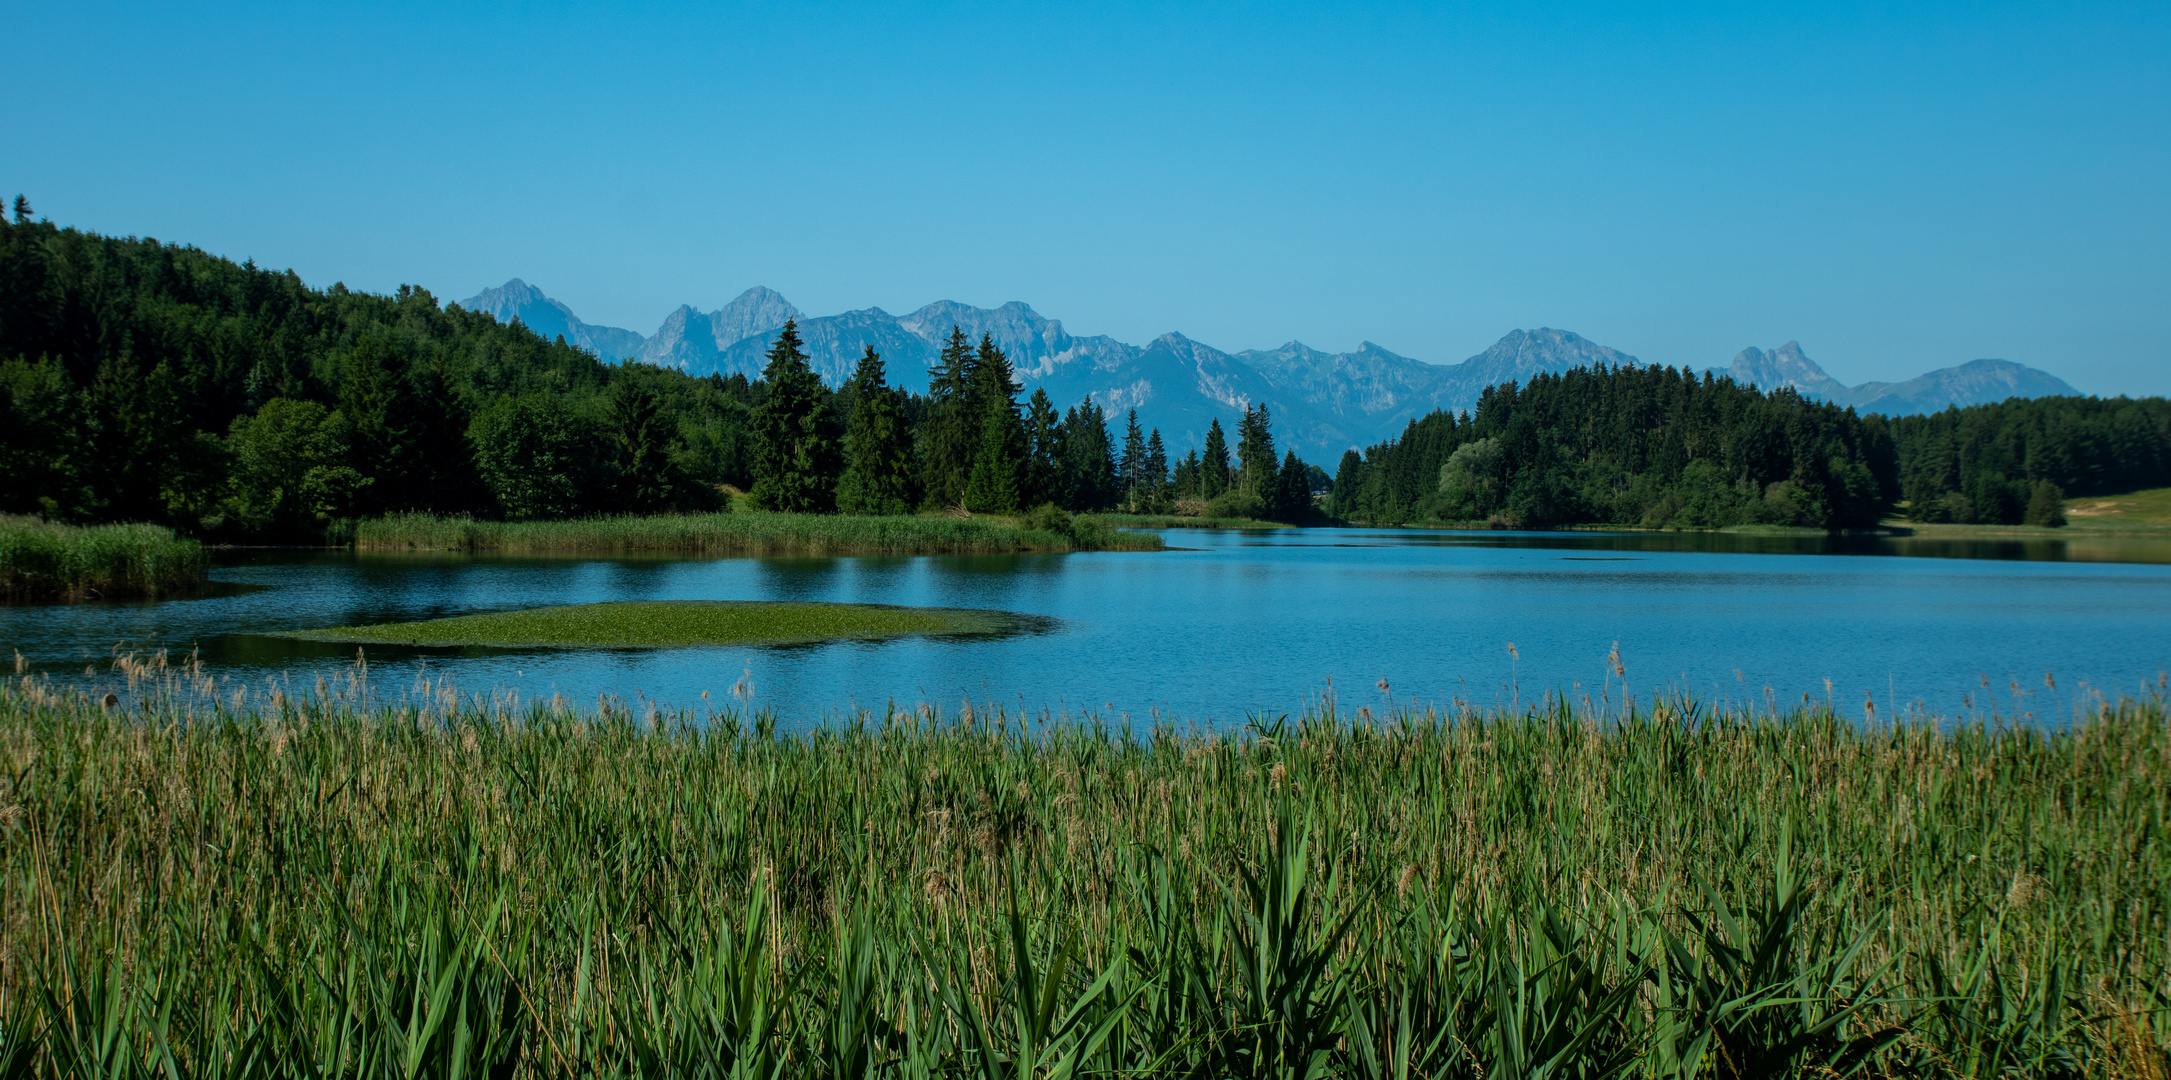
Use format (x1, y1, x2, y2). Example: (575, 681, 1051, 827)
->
(8, 1, 2167, 392)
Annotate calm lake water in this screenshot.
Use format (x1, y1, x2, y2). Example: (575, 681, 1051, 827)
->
(5, 528, 2169, 729)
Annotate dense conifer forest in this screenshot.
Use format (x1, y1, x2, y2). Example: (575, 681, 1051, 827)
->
(1326, 365, 2171, 529)
(7, 208, 2167, 538)
(1885, 395, 2171, 525)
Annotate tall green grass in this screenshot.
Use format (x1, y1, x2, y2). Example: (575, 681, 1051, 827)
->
(1, 661, 2165, 1076)
(356, 510, 1164, 555)
(0, 514, 207, 601)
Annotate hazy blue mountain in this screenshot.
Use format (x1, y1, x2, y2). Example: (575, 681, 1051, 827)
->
(710, 308, 939, 388)
(1722, 341, 1850, 400)
(1718, 342, 2077, 415)
(636, 288, 803, 371)
(458, 279, 646, 362)
(1842, 358, 2078, 414)
(636, 305, 722, 371)
(462, 281, 2085, 463)
(1448, 328, 1640, 396)
(710, 286, 801, 352)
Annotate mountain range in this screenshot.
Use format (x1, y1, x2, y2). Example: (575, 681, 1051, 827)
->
(459, 281, 2080, 465)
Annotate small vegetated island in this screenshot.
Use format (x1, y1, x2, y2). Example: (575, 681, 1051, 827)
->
(290, 599, 1038, 649)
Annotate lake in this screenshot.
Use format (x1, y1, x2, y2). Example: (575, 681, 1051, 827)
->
(5, 527, 2168, 729)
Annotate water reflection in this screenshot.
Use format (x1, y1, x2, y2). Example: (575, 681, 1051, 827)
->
(1, 528, 2166, 728)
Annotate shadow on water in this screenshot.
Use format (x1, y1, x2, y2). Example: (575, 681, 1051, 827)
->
(1223, 527, 2171, 565)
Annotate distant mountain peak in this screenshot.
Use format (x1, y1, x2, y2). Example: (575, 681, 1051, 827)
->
(460, 279, 644, 362)
(1725, 341, 1849, 398)
(1718, 342, 2076, 415)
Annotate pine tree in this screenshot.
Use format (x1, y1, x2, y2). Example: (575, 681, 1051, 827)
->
(1201, 418, 1231, 498)
(1237, 403, 1277, 495)
(1023, 387, 1062, 508)
(1174, 448, 1201, 502)
(610, 375, 673, 512)
(407, 356, 479, 513)
(88, 351, 184, 523)
(1119, 409, 1147, 511)
(1272, 450, 1311, 523)
(1144, 428, 1169, 512)
(1330, 449, 1363, 519)
(340, 330, 421, 512)
(750, 320, 835, 512)
(836, 346, 915, 515)
(920, 327, 975, 510)
(1059, 395, 1117, 511)
(2024, 479, 2067, 527)
(10, 196, 29, 225)
(962, 336, 1025, 513)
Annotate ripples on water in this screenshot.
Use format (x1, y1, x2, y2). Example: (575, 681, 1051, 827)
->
(4, 528, 2167, 730)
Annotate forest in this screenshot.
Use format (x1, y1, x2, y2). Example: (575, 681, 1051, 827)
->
(0, 209, 1309, 540)
(1326, 365, 1901, 529)
(1885, 395, 2171, 524)
(1326, 364, 2171, 530)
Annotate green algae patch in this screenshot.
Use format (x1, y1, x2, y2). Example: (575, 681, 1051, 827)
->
(289, 600, 1036, 650)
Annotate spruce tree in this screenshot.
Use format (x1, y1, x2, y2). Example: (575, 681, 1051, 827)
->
(836, 345, 914, 515)
(1237, 403, 1277, 495)
(2024, 479, 2067, 527)
(1174, 448, 1201, 501)
(750, 320, 834, 512)
(1272, 450, 1311, 523)
(1059, 395, 1117, 511)
(610, 375, 673, 512)
(1144, 428, 1169, 512)
(1023, 387, 1062, 508)
(340, 330, 421, 512)
(1201, 418, 1231, 499)
(1330, 449, 1363, 519)
(962, 336, 1025, 513)
(1119, 408, 1146, 511)
(407, 356, 480, 513)
(920, 327, 975, 510)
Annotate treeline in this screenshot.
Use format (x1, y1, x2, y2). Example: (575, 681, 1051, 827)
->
(0, 209, 1317, 540)
(1328, 363, 1900, 529)
(769, 321, 1317, 522)
(1887, 395, 2171, 525)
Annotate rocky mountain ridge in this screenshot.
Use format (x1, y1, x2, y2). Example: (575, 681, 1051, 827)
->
(1715, 342, 2077, 415)
(458, 281, 2082, 464)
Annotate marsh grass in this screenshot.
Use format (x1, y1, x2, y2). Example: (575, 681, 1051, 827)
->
(1099, 512, 1294, 530)
(0, 515, 207, 602)
(355, 510, 1164, 556)
(287, 600, 1035, 648)
(0, 662, 2165, 1076)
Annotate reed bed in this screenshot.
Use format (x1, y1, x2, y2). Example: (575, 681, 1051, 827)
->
(354, 510, 1164, 556)
(1, 659, 2166, 1077)
(0, 515, 207, 601)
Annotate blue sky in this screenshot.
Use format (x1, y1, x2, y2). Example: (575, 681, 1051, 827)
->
(8, 1, 2167, 392)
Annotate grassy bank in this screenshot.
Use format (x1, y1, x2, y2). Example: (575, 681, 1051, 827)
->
(2, 669, 2165, 1076)
(0, 515, 207, 602)
(2066, 486, 2171, 527)
(1099, 512, 1294, 530)
(355, 510, 1163, 555)
(290, 600, 1036, 649)
(1881, 487, 2171, 540)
